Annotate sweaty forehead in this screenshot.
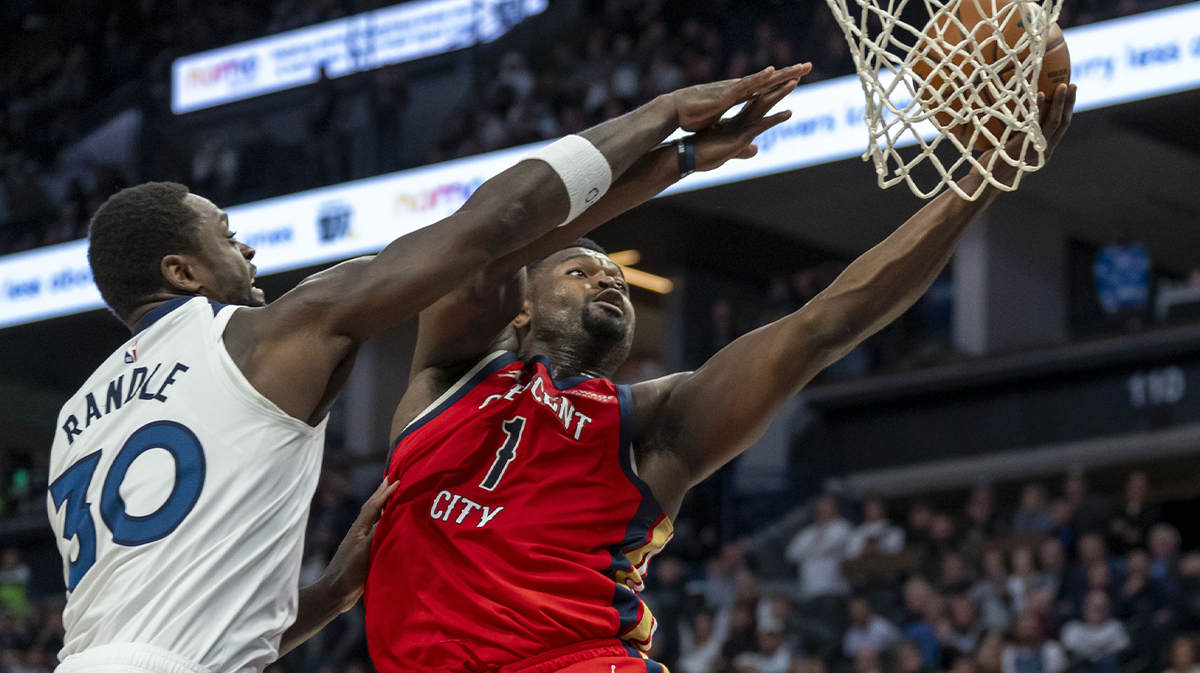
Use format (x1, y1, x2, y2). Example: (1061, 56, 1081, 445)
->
(550, 248, 621, 274)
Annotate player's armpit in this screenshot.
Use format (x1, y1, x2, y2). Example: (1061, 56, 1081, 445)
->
(627, 372, 693, 519)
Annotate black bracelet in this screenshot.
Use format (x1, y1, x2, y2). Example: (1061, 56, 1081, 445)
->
(676, 137, 696, 178)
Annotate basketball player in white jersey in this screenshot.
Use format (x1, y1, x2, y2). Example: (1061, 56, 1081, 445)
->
(45, 66, 807, 673)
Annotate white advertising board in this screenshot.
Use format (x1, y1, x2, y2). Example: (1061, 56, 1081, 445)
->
(6, 2, 1200, 329)
(172, 0, 548, 113)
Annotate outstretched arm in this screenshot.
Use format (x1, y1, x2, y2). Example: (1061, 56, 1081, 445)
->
(635, 86, 1077, 515)
(405, 72, 807, 380)
(228, 67, 799, 424)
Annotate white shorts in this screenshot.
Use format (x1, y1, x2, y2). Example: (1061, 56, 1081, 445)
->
(56, 644, 212, 673)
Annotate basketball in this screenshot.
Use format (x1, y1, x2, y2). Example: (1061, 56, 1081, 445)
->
(911, 0, 1072, 150)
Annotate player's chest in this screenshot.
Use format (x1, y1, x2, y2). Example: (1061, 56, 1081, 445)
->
(390, 376, 631, 529)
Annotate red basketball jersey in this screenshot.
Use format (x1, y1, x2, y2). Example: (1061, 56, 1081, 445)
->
(365, 351, 673, 673)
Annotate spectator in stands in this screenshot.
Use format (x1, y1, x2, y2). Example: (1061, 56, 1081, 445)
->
(897, 639, 935, 673)
(848, 498, 906, 559)
(1013, 484, 1057, 536)
(903, 577, 943, 668)
(907, 502, 936, 551)
(754, 615, 793, 673)
(1120, 549, 1171, 673)
(1148, 524, 1182, 596)
(1039, 538, 1068, 604)
(1084, 562, 1118, 618)
(1064, 472, 1111, 536)
(844, 597, 903, 658)
(966, 483, 1009, 544)
(942, 552, 976, 594)
(1061, 591, 1130, 673)
(941, 594, 984, 660)
(1163, 636, 1200, 673)
(1063, 534, 1116, 614)
(1002, 611, 1067, 673)
(785, 495, 852, 616)
(1009, 546, 1054, 613)
(645, 555, 689, 666)
(794, 658, 828, 673)
(723, 604, 761, 664)
(1028, 587, 1063, 642)
(1110, 472, 1162, 555)
(853, 648, 883, 673)
(972, 548, 1014, 631)
(1050, 498, 1077, 551)
(978, 630, 1008, 673)
(1173, 553, 1200, 631)
(0, 548, 30, 617)
(701, 542, 746, 611)
(679, 611, 725, 673)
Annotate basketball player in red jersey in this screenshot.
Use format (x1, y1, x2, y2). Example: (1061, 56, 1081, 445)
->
(367, 69, 1077, 672)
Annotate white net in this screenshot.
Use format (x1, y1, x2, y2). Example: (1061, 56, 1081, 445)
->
(825, 0, 1064, 200)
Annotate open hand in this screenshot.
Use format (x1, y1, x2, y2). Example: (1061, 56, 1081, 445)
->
(690, 77, 802, 172)
(670, 64, 811, 132)
(1032, 82, 1076, 161)
(323, 477, 398, 610)
(988, 82, 1076, 186)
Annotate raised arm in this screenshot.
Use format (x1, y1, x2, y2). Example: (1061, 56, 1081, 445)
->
(226, 68, 798, 424)
(635, 86, 1077, 515)
(405, 72, 807, 380)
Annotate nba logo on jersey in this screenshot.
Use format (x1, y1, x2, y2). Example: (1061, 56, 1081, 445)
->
(124, 341, 138, 363)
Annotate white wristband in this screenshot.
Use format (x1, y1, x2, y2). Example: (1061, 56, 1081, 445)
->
(526, 135, 613, 226)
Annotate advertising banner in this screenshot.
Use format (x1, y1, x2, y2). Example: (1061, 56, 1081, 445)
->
(6, 2, 1200, 329)
(172, 0, 548, 113)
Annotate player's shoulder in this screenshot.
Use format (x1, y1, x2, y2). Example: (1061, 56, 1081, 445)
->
(630, 372, 691, 411)
(53, 298, 222, 442)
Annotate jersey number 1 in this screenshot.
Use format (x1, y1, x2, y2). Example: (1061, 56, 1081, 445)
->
(480, 416, 526, 491)
(49, 421, 206, 591)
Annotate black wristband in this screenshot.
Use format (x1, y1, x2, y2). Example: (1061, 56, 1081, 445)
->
(676, 138, 696, 178)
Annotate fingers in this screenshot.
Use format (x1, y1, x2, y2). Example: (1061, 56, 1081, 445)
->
(735, 66, 777, 98)
(736, 80, 798, 125)
(735, 63, 811, 103)
(1041, 84, 1075, 135)
(763, 63, 811, 89)
(1053, 84, 1077, 143)
(752, 110, 793, 135)
(359, 478, 399, 519)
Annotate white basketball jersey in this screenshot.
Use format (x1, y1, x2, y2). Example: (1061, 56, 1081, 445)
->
(47, 297, 327, 673)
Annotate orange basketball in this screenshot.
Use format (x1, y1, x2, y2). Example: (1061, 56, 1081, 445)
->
(911, 0, 1071, 150)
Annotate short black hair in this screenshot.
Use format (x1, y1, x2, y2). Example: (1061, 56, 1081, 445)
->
(527, 237, 608, 277)
(88, 182, 201, 322)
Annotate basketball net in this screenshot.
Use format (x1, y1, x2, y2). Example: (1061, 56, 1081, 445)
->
(825, 0, 1063, 200)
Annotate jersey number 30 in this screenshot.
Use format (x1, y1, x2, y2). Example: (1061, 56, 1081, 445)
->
(49, 421, 206, 591)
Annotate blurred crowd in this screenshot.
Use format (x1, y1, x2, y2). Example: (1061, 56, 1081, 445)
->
(264, 460, 1200, 673)
(0, 546, 64, 673)
(628, 470, 1197, 673)
(6, 432, 1198, 673)
(697, 263, 955, 379)
(1, 0, 1192, 256)
(0, 0, 394, 254)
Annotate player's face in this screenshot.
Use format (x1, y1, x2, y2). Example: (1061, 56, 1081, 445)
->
(182, 194, 265, 307)
(525, 248, 636, 350)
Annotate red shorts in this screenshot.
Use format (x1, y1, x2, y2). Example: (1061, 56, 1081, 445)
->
(499, 640, 668, 673)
